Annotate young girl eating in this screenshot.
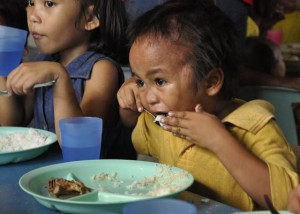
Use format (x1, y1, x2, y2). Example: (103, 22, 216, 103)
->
(117, 0, 298, 210)
(0, 0, 135, 159)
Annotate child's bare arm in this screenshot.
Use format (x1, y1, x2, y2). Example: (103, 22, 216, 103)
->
(53, 60, 124, 145)
(288, 186, 300, 214)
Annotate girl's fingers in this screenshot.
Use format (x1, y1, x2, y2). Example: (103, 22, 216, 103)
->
(135, 96, 143, 112)
(117, 84, 140, 112)
(161, 114, 189, 129)
(172, 131, 189, 139)
(168, 104, 202, 117)
(168, 111, 187, 118)
(195, 104, 203, 112)
(162, 123, 189, 136)
(7, 64, 31, 93)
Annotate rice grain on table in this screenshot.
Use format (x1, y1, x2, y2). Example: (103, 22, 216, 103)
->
(0, 128, 52, 152)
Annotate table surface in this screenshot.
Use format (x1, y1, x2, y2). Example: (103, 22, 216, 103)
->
(0, 144, 241, 214)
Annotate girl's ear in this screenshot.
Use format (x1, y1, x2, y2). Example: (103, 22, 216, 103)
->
(205, 68, 224, 96)
(85, 5, 100, 31)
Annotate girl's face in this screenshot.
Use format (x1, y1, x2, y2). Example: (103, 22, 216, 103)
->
(26, 0, 88, 58)
(129, 36, 204, 114)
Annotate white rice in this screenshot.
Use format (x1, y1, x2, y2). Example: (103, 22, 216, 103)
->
(90, 164, 190, 197)
(0, 128, 52, 152)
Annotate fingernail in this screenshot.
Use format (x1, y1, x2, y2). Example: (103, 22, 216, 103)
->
(161, 124, 167, 130)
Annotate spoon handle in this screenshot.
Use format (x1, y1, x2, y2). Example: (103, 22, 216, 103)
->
(0, 80, 56, 96)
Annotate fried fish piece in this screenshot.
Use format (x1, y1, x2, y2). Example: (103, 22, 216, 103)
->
(46, 178, 90, 199)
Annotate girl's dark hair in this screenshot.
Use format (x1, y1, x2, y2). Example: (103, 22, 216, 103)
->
(243, 36, 277, 74)
(0, 0, 28, 31)
(77, 0, 129, 64)
(127, 0, 238, 99)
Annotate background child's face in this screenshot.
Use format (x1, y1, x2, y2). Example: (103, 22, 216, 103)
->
(26, 0, 86, 56)
(129, 36, 204, 114)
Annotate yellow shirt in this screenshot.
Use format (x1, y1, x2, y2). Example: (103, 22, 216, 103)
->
(132, 99, 298, 211)
(247, 17, 260, 37)
(272, 11, 300, 44)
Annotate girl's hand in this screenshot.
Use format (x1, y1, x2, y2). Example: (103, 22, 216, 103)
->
(161, 104, 231, 151)
(117, 77, 143, 113)
(288, 186, 300, 214)
(6, 61, 62, 95)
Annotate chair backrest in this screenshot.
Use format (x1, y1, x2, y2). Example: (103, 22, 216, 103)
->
(239, 85, 300, 145)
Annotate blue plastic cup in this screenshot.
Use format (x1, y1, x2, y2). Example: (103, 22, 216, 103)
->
(0, 25, 28, 76)
(59, 117, 103, 162)
(122, 199, 197, 214)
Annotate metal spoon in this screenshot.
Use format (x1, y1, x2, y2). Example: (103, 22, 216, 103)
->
(143, 108, 156, 118)
(143, 108, 168, 127)
(0, 80, 56, 96)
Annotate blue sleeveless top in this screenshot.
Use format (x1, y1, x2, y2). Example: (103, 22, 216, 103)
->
(33, 51, 123, 131)
(33, 51, 136, 159)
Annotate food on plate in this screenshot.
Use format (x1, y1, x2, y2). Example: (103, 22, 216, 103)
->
(0, 128, 52, 152)
(46, 178, 90, 199)
(90, 164, 190, 197)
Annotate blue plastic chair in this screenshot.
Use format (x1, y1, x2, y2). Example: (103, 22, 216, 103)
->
(239, 85, 300, 145)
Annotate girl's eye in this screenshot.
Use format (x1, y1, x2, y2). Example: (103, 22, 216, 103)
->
(45, 1, 55, 7)
(27, 0, 34, 6)
(136, 79, 144, 87)
(155, 78, 166, 86)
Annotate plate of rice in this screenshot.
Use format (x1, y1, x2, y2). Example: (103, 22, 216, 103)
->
(0, 127, 57, 165)
(19, 159, 194, 213)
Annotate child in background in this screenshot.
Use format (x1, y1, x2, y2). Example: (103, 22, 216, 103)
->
(117, 0, 298, 210)
(247, 0, 285, 38)
(240, 36, 300, 144)
(239, 37, 300, 90)
(215, 0, 252, 51)
(240, 36, 286, 84)
(272, 0, 300, 43)
(0, 0, 136, 159)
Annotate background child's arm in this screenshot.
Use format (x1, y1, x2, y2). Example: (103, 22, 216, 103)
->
(3, 60, 123, 146)
(117, 77, 142, 128)
(52, 60, 122, 145)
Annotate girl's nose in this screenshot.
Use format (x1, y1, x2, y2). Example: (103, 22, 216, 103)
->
(144, 88, 159, 107)
(27, 6, 41, 24)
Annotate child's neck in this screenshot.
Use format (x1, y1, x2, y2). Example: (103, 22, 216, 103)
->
(59, 46, 89, 67)
(216, 99, 241, 120)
